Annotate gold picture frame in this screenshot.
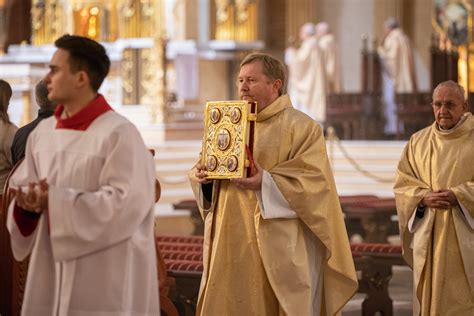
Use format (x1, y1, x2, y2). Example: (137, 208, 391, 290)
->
(201, 100, 257, 179)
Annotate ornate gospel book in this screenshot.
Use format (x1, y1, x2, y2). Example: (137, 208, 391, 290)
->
(201, 100, 257, 179)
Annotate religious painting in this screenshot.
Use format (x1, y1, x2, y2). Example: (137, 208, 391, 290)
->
(217, 128, 231, 151)
(433, 0, 469, 45)
(201, 100, 257, 179)
(206, 155, 218, 171)
(227, 155, 238, 172)
(230, 107, 242, 123)
(210, 108, 221, 124)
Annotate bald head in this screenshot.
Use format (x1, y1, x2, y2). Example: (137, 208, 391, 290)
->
(433, 80, 465, 99)
(432, 80, 468, 129)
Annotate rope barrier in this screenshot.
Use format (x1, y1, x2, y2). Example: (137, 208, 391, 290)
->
(326, 126, 395, 183)
(154, 127, 396, 185)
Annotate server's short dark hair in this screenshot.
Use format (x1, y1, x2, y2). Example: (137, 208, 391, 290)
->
(54, 34, 110, 92)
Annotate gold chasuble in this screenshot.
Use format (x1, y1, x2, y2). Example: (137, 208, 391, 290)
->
(394, 113, 474, 315)
(190, 95, 357, 315)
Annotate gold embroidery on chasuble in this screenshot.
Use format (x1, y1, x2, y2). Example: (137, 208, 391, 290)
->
(395, 113, 474, 315)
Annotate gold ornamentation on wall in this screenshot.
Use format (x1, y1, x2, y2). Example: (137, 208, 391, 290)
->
(235, 0, 256, 41)
(31, 0, 65, 45)
(140, 0, 155, 37)
(118, 0, 162, 38)
(118, 0, 138, 38)
(73, 6, 102, 40)
(31, 0, 165, 42)
(235, 0, 249, 23)
(214, 0, 257, 41)
(29, 0, 167, 124)
(70, 0, 118, 42)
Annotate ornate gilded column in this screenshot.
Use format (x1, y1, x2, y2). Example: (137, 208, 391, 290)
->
(118, 0, 139, 38)
(117, 0, 157, 38)
(235, 0, 257, 41)
(119, 0, 166, 123)
(215, 0, 234, 40)
(140, 37, 166, 123)
(121, 48, 139, 105)
(144, 0, 166, 123)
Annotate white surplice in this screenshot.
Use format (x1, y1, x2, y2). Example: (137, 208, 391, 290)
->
(7, 112, 160, 316)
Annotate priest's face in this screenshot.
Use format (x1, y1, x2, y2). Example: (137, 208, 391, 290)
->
(238, 61, 281, 112)
(44, 48, 81, 104)
(432, 86, 467, 129)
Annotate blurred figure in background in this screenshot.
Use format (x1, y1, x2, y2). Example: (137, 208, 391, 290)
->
(11, 80, 58, 165)
(285, 22, 327, 125)
(378, 17, 417, 137)
(316, 22, 342, 93)
(0, 79, 18, 191)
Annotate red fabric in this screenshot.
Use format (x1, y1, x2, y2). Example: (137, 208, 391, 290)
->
(13, 203, 41, 237)
(54, 94, 113, 130)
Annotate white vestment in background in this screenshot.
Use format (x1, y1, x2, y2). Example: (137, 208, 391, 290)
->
(318, 33, 342, 94)
(285, 37, 327, 124)
(378, 28, 417, 134)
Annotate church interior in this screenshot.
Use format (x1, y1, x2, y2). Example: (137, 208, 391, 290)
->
(0, 0, 473, 315)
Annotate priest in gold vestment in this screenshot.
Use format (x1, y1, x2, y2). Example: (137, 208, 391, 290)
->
(190, 53, 357, 315)
(394, 80, 474, 315)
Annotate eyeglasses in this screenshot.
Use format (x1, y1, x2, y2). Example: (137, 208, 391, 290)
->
(430, 101, 459, 110)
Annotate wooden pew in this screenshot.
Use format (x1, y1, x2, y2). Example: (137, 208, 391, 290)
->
(325, 93, 385, 140)
(156, 235, 407, 316)
(395, 92, 434, 139)
(340, 196, 399, 243)
(351, 243, 406, 316)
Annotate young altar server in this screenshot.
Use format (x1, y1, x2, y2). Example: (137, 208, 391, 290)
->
(7, 34, 159, 316)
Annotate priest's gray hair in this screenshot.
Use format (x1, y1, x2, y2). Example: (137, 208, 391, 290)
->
(434, 80, 466, 101)
(384, 17, 399, 30)
(301, 22, 316, 37)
